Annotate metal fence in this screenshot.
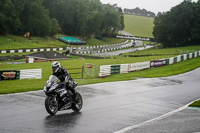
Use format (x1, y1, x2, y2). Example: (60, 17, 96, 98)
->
(82, 63, 98, 78)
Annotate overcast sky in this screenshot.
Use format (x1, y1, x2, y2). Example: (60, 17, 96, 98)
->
(100, 0, 198, 14)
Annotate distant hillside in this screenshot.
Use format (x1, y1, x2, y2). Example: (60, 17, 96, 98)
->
(124, 14, 154, 38)
(124, 7, 155, 17)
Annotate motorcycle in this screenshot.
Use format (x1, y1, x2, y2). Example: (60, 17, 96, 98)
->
(43, 75, 83, 115)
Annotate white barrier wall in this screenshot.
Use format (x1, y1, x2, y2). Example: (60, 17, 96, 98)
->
(120, 64, 129, 74)
(183, 54, 187, 60)
(194, 52, 197, 58)
(20, 69, 42, 79)
(177, 55, 181, 62)
(99, 61, 150, 77)
(190, 53, 193, 58)
(169, 57, 174, 65)
(99, 65, 111, 77)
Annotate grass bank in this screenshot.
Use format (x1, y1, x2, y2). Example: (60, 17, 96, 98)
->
(124, 14, 154, 38)
(0, 35, 126, 50)
(123, 45, 200, 56)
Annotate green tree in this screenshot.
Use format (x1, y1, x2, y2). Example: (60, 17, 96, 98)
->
(0, 0, 20, 34)
(191, 0, 200, 43)
(50, 18, 61, 36)
(118, 7, 125, 30)
(80, 0, 103, 40)
(0, 0, 124, 37)
(20, 0, 59, 36)
(44, 0, 124, 38)
(44, 0, 75, 35)
(153, 12, 169, 47)
(101, 5, 121, 34)
(153, 0, 195, 47)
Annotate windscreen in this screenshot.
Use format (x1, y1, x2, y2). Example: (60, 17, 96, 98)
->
(49, 75, 58, 82)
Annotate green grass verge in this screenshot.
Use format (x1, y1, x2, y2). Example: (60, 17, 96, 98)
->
(86, 38, 126, 46)
(123, 45, 200, 56)
(124, 14, 154, 38)
(1, 56, 200, 94)
(189, 100, 200, 107)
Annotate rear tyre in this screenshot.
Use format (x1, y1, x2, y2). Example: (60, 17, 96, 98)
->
(45, 96, 58, 115)
(72, 92, 83, 112)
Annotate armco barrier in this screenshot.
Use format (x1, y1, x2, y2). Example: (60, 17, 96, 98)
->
(99, 51, 200, 77)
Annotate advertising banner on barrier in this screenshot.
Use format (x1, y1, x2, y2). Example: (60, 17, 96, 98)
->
(0, 70, 19, 80)
(128, 61, 150, 72)
(150, 60, 166, 67)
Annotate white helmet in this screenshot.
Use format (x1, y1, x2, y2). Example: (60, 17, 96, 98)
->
(51, 61, 61, 73)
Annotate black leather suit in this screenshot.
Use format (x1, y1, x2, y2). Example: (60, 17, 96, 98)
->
(52, 66, 76, 94)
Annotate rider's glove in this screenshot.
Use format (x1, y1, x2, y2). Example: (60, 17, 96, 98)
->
(64, 76, 69, 83)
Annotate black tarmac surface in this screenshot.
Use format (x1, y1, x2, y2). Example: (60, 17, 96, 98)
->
(0, 68, 200, 133)
(123, 107, 200, 133)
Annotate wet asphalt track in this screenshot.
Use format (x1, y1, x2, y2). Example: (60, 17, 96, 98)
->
(0, 68, 200, 133)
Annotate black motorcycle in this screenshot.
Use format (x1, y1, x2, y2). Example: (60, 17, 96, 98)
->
(43, 75, 83, 115)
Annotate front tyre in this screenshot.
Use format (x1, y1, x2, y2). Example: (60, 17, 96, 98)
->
(45, 96, 58, 115)
(72, 92, 83, 112)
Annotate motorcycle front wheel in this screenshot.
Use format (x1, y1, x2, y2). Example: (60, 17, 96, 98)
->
(72, 92, 83, 112)
(45, 96, 58, 115)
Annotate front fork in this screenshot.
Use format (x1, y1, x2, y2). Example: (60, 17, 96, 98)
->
(51, 94, 58, 105)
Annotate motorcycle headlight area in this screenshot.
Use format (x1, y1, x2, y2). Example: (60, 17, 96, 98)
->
(43, 86, 47, 91)
(46, 80, 52, 88)
(49, 85, 57, 92)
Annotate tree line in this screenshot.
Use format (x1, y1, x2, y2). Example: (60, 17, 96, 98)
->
(124, 7, 155, 17)
(0, 0, 124, 40)
(153, 0, 200, 47)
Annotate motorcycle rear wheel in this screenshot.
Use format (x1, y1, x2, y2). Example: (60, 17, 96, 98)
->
(45, 96, 58, 115)
(72, 92, 83, 112)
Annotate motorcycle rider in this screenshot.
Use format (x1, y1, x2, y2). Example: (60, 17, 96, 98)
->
(51, 61, 77, 100)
